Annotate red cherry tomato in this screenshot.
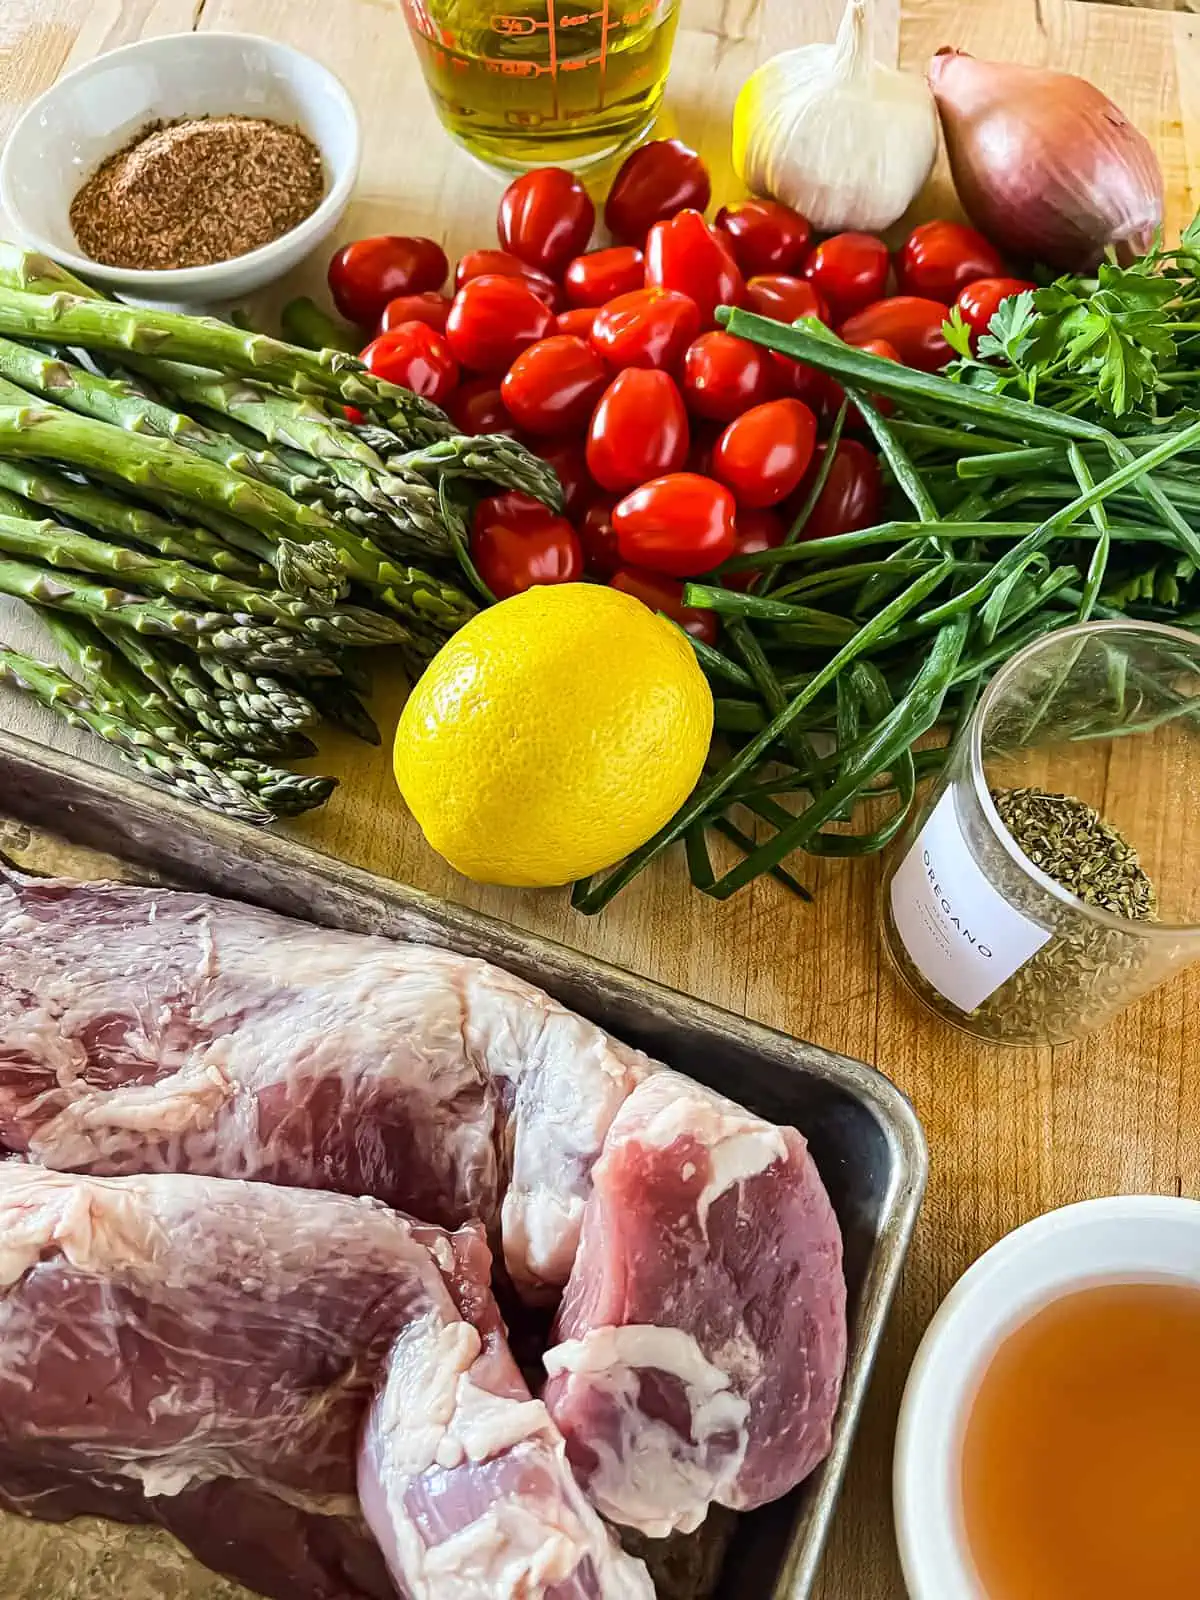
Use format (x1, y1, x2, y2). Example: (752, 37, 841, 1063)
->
(590, 287, 701, 374)
(837, 335, 900, 425)
(497, 167, 595, 276)
(610, 567, 718, 643)
(723, 507, 786, 591)
(359, 323, 459, 404)
(454, 249, 561, 309)
(613, 473, 737, 577)
(473, 490, 557, 530)
(682, 331, 777, 423)
(344, 405, 366, 426)
(714, 200, 812, 277)
(529, 438, 592, 518)
(563, 246, 645, 307)
(587, 369, 690, 494)
(378, 292, 451, 335)
(578, 498, 621, 577)
(501, 335, 609, 436)
(955, 276, 1038, 341)
(803, 233, 891, 321)
(556, 306, 601, 339)
(328, 236, 449, 326)
(604, 139, 712, 246)
(897, 220, 1005, 302)
(744, 274, 830, 325)
(644, 210, 745, 330)
(770, 356, 839, 418)
(839, 296, 952, 372)
(790, 438, 883, 541)
(446, 377, 515, 437)
(711, 398, 817, 510)
(445, 276, 556, 375)
(470, 498, 583, 599)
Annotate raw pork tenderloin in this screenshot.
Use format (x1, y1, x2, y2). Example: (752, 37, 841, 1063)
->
(0, 1164, 651, 1600)
(0, 869, 652, 1297)
(359, 1218, 653, 1599)
(543, 1072, 847, 1537)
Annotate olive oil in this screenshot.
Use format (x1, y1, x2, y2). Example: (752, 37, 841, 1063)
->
(961, 1282, 1200, 1598)
(400, 0, 681, 171)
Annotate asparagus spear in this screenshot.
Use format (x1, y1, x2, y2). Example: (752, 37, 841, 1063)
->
(382, 434, 565, 510)
(123, 357, 462, 554)
(281, 296, 360, 354)
(0, 405, 475, 631)
(300, 673, 382, 745)
(0, 639, 275, 824)
(99, 625, 319, 753)
(0, 553, 340, 674)
(0, 457, 273, 581)
(0, 510, 409, 647)
(0, 283, 456, 441)
(45, 612, 335, 812)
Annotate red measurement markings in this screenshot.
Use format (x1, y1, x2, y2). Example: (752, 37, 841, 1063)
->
(546, 0, 560, 118)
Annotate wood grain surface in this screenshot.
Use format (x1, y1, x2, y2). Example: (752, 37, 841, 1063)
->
(1, 3, 1198, 1596)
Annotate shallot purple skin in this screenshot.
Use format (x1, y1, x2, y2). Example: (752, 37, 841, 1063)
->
(928, 49, 1164, 273)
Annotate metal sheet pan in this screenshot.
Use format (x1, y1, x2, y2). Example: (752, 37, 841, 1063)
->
(0, 729, 927, 1600)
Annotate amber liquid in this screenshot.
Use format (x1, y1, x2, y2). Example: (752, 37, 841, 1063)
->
(400, 0, 680, 172)
(961, 1282, 1200, 1599)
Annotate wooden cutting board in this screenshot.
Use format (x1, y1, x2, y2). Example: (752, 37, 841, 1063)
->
(1, 4, 1199, 1598)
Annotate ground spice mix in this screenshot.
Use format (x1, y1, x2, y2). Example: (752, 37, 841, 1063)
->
(70, 115, 326, 270)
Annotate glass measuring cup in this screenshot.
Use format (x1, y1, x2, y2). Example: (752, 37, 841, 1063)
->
(881, 621, 1200, 1045)
(399, 0, 682, 172)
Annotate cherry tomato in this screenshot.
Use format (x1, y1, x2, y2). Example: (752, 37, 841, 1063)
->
(744, 274, 830, 325)
(578, 498, 621, 577)
(682, 331, 777, 423)
(446, 377, 515, 437)
(803, 233, 891, 321)
(645, 210, 745, 330)
(610, 567, 718, 643)
(839, 296, 951, 373)
(714, 200, 812, 277)
(359, 323, 459, 404)
(613, 473, 737, 577)
(711, 398, 817, 511)
(897, 221, 1005, 302)
(471, 513, 583, 600)
(604, 139, 712, 246)
(587, 369, 690, 494)
(501, 335, 609, 436)
(497, 167, 595, 276)
(454, 249, 561, 309)
(790, 438, 883, 541)
(344, 405, 366, 426)
(770, 357, 839, 418)
(563, 246, 645, 307)
(328, 236, 449, 327)
(723, 507, 786, 591)
(445, 276, 556, 375)
(955, 276, 1038, 341)
(837, 335, 900, 426)
(473, 490, 557, 530)
(529, 438, 593, 518)
(590, 287, 701, 374)
(556, 306, 601, 340)
(378, 292, 451, 335)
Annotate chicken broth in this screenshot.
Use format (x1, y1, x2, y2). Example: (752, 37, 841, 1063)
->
(960, 1281, 1200, 1598)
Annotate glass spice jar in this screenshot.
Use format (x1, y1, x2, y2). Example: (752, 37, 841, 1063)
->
(881, 620, 1200, 1045)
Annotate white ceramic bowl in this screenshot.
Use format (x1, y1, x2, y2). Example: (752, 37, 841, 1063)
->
(894, 1195, 1200, 1599)
(0, 32, 360, 304)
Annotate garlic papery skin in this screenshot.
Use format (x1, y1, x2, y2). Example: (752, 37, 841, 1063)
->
(732, 0, 938, 234)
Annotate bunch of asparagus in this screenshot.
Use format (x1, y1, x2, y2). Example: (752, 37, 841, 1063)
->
(0, 244, 562, 823)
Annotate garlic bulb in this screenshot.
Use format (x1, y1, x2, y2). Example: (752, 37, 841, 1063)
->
(732, 0, 938, 233)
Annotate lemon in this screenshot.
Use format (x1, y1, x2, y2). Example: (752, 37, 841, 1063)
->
(393, 583, 713, 887)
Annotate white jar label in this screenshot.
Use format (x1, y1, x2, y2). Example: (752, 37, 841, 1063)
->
(889, 787, 1052, 1012)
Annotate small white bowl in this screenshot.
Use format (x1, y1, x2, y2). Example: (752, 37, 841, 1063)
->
(894, 1195, 1200, 1599)
(0, 32, 360, 305)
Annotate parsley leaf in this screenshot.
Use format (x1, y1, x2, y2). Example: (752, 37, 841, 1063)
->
(976, 291, 1038, 365)
(941, 306, 974, 362)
